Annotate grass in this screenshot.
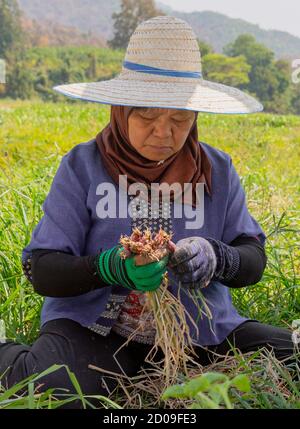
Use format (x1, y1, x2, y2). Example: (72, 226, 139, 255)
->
(0, 99, 299, 408)
(0, 364, 121, 409)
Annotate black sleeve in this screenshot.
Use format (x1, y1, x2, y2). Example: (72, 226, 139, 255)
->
(207, 235, 267, 288)
(25, 249, 106, 298)
(227, 235, 267, 288)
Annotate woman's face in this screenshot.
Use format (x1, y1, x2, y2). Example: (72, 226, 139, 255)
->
(128, 108, 196, 161)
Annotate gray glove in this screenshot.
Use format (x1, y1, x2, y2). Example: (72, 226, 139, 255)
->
(168, 237, 217, 289)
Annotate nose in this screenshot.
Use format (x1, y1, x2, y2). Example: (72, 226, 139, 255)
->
(152, 117, 173, 139)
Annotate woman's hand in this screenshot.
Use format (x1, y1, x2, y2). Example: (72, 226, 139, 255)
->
(96, 245, 169, 292)
(125, 254, 168, 292)
(168, 237, 217, 290)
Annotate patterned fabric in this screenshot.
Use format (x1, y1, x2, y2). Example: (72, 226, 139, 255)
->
(88, 292, 125, 337)
(111, 291, 156, 345)
(22, 255, 33, 283)
(92, 195, 173, 344)
(87, 289, 128, 337)
(130, 194, 173, 233)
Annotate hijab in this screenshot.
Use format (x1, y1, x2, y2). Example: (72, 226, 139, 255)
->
(95, 106, 212, 207)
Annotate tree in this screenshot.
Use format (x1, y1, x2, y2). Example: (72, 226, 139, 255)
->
(224, 34, 274, 67)
(264, 59, 292, 114)
(86, 52, 97, 80)
(274, 59, 291, 95)
(224, 34, 291, 108)
(197, 39, 214, 58)
(5, 60, 35, 99)
(291, 84, 300, 115)
(109, 0, 163, 50)
(0, 0, 24, 59)
(202, 53, 250, 87)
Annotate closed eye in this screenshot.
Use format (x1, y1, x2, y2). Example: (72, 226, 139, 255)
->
(139, 114, 155, 122)
(172, 118, 191, 125)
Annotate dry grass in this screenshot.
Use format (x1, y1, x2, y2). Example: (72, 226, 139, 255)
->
(119, 227, 207, 390)
(89, 346, 299, 409)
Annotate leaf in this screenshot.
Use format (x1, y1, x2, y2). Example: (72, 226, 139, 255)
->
(231, 374, 251, 392)
(208, 389, 223, 405)
(64, 366, 86, 409)
(162, 384, 186, 400)
(201, 372, 228, 384)
(183, 376, 210, 397)
(27, 382, 35, 409)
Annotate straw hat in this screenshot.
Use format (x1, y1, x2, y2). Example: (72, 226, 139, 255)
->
(53, 15, 263, 114)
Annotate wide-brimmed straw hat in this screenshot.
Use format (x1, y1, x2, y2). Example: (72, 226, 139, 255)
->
(53, 15, 263, 114)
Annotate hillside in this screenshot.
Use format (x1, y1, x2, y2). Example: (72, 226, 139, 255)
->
(18, 0, 120, 41)
(172, 10, 300, 60)
(21, 17, 106, 47)
(17, 0, 300, 58)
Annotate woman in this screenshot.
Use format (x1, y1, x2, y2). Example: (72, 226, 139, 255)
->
(0, 16, 297, 406)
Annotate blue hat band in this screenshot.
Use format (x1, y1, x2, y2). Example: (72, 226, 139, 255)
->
(123, 61, 202, 79)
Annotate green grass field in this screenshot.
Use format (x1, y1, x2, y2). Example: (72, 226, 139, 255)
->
(0, 100, 299, 408)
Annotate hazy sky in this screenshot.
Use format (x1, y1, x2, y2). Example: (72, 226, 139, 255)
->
(160, 0, 300, 38)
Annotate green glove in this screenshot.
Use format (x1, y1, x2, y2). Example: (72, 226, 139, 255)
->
(96, 245, 168, 292)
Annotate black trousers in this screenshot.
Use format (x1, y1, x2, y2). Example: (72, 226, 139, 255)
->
(0, 319, 298, 408)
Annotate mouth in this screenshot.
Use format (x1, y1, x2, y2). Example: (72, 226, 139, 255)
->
(149, 146, 172, 151)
